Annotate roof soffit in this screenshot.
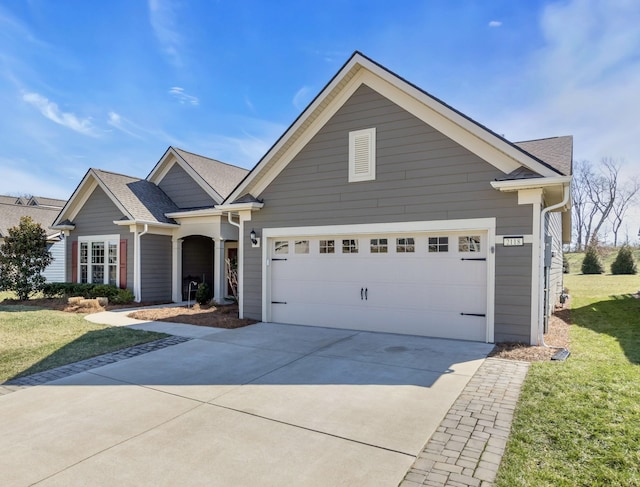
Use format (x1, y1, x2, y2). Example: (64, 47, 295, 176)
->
(226, 53, 560, 202)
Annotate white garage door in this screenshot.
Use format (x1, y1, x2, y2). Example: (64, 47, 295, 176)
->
(267, 231, 488, 341)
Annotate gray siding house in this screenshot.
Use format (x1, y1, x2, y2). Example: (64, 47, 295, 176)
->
(54, 52, 572, 345)
(0, 195, 67, 283)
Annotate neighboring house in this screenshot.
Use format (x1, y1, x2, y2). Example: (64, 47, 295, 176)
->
(54, 52, 572, 345)
(0, 196, 67, 283)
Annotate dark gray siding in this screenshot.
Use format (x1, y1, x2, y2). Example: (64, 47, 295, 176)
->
(140, 234, 172, 302)
(43, 240, 65, 283)
(243, 84, 534, 342)
(158, 164, 216, 208)
(65, 186, 133, 290)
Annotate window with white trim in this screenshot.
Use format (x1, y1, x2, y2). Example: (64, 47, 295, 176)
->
(319, 240, 335, 254)
(396, 237, 415, 253)
(78, 236, 119, 286)
(342, 239, 359, 253)
(370, 238, 388, 253)
(428, 236, 449, 253)
(274, 241, 289, 254)
(459, 236, 481, 252)
(348, 128, 376, 182)
(294, 240, 309, 254)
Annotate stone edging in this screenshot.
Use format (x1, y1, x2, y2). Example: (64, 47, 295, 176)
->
(1, 335, 192, 392)
(400, 357, 530, 487)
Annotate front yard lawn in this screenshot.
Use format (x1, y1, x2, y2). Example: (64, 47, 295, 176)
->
(0, 303, 168, 382)
(496, 272, 640, 486)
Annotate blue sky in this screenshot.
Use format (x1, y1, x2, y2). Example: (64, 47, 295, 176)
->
(1, 0, 639, 239)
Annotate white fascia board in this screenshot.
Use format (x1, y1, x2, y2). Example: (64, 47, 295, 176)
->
(262, 218, 496, 238)
(165, 208, 224, 218)
(491, 176, 571, 192)
(112, 220, 180, 228)
(216, 202, 264, 212)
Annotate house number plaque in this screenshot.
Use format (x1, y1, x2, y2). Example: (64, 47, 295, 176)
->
(503, 236, 524, 247)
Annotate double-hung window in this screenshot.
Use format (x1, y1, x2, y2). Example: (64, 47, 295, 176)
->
(78, 236, 119, 286)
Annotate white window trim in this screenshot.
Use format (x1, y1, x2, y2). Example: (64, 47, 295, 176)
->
(78, 235, 120, 286)
(348, 127, 376, 182)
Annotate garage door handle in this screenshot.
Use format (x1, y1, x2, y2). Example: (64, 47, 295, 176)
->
(361, 287, 364, 300)
(365, 288, 368, 300)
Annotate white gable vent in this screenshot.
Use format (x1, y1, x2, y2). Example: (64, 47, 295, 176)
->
(349, 127, 376, 182)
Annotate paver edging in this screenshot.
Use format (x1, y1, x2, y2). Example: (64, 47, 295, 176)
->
(400, 357, 529, 487)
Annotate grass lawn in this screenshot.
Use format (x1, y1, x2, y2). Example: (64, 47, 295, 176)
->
(495, 262, 640, 486)
(0, 299, 168, 382)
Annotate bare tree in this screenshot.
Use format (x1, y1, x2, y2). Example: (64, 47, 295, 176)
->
(571, 158, 639, 249)
(610, 176, 640, 246)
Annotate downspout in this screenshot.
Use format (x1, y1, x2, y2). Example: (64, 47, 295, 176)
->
(538, 184, 570, 346)
(226, 212, 243, 317)
(134, 224, 149, 302)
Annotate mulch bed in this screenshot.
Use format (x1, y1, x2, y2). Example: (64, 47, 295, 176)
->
(127, 303, 258, 329)
(489, 307, 571, 362)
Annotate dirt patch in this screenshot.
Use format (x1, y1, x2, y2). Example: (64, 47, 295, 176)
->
(489, 308, 571, 362)
(128, 303, 258, 329)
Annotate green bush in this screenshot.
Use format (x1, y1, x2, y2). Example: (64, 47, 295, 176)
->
(611, 245, 637, 275)
(41, 283, 135, 304)
(581, 245, 604, 274)
(195, 282, 211, 305)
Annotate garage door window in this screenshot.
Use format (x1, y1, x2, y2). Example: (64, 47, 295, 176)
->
(319, 240, 335, 254)
(428, 236, 449, 253)
(274, 241, 289, 254)
(396, 237, 415, 253)
(370, 238, 388, 253)
(459, 236, 481, 252)
(295, 240, 309, 254)
(342, 239, 359, 253)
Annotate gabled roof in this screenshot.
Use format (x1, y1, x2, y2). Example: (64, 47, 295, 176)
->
(27, 196, 67, 208)
(147, 147, 249, 204)
(53, 168, 179, 228)
(224, 51, 565, 204)
(0, 195, 25, 205)
(0, 202, 61, 239)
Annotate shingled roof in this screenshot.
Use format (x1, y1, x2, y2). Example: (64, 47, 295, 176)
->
(0, 203, 61, 238)
(173, 148, 249, 200)
(91, 169, 180, 224)
(514, 136, 573, 176)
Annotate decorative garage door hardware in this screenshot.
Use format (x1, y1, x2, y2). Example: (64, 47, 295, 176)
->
(461, 258, 487, 261)
(360, 287, 368, 300)
(460, 312, 486, 317)
(271, 301, 287, 304)
(271, 258, 288, 261)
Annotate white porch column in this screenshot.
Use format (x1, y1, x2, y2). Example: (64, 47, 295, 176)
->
(172, 237, 183, 302)
(213, 238, 225, 303)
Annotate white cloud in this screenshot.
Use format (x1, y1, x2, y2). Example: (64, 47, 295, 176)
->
(0, 161, 70, 199)
(169, 86, 199, 106)
(148, 0, 183, 67)
(292, 86, 312, 110)
(488, 20, 502, 27)
(107, 111, 143, 139)
(22, 92, 97, 136)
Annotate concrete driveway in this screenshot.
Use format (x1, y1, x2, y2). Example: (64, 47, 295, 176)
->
(0, 322, 493, 486)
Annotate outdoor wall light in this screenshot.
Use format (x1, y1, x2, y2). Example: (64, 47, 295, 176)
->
(250, 229, 260, 248)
